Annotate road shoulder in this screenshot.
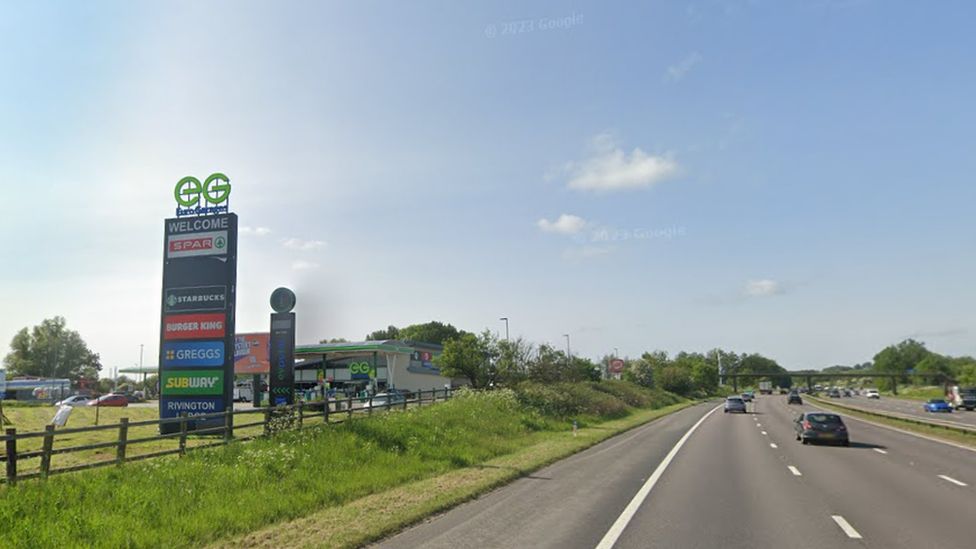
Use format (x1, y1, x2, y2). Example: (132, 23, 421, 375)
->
(208, 400, 702, 549)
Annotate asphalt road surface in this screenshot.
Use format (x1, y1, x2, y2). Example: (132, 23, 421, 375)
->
(375, 396, 976, 549)
(830, 393, 976, 428)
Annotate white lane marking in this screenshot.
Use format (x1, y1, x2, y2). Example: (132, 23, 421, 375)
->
(761, 431, 768, 435)
(770, 443, 778, 448)
(831, 515, 863, 539)
(938, 474, 968, 487)
(788, 465, 802, 476)
(873, 448, 888, 455)
(594, 404, 722, 549)
(756, 423, 762, 427)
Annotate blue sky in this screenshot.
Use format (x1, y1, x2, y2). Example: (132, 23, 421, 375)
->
(2, 0, 975, 374)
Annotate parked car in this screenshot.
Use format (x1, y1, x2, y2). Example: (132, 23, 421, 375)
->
(787, 392, 803, 405)
(364, 392, 407, 408)
(923, 399, 952, 413)
(53, 395, 91, 407)
(88, 394, 128, 407)
(725, 396, 747, 414)
(794, 412, 849, 446)
(865, 389, 880, 399)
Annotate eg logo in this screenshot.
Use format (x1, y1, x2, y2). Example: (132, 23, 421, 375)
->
(349, 361, 375, 377)
(175, 173, 231, 207)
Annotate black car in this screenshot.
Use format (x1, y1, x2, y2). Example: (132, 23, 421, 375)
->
(794, 412, 849, 446)
(787, 392, 803, 405)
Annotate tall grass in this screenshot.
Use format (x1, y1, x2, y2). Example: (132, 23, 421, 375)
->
(0, 384, 682, 548)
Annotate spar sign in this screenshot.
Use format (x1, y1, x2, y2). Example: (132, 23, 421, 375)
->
(159, 183, 237, 434)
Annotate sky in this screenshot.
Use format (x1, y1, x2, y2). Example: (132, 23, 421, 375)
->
(1, 0, 975, 375)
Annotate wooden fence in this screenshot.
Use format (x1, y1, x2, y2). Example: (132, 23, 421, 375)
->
(0, 387, 453, 485)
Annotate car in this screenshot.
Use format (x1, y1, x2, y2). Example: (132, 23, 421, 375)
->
(779, 388, 789, 395)
(794, 412, 849, 446)
(842, 389, 852, 397)
(363, 392, 407, 408)
(864, 389, 880, 399)
(741, 392, 754, 402)
(923, 399, 952, 413)
(724, 396, 747, 413)
(54, 395, 91, 407)
(87, 394, 128, 407)
(787, 392, 803, 405)
(827, 388, 842, 398)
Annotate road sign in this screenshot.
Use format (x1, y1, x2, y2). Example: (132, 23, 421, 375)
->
(269, 312, 296, 406)
(270, 287, 296, 313)
(610, 359, 625, 374)
(159, 211, 237, 434)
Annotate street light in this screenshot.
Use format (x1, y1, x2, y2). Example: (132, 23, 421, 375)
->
(563, 334, 571, 364)
(499, 317, 510, 341)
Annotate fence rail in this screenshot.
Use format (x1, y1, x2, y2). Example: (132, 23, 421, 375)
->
(0, 387, 453, 485)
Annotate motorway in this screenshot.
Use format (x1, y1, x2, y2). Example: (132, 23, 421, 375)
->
(827, 393, 976, 428)
(375, 396, 976, 548)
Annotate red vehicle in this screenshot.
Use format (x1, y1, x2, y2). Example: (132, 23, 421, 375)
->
(88, 394, 128, 407)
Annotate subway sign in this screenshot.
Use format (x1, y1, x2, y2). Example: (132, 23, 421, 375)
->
(161, 370, 225, 396)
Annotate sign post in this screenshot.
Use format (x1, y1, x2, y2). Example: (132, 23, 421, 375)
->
(158, 174, 237, 434)
(268, 288, 297, 407)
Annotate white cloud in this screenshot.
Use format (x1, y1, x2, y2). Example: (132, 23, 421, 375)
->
(744, 279, 783, 297)
(538, 214, 587, 234)
(665, 52, 703, 82)
(291, 260, 320, 271)
(563, 134, 679, 192)
(282, 237, 326, 251)
(240, 226, 272, 236)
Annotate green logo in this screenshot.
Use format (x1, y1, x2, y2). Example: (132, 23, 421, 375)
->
(166, 294, 177, 307)
(174, 173, 231, 207)
(349, 361, 376, 378)
(214, 236, 227, 249)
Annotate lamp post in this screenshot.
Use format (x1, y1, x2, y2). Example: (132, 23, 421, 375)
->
(499, 317, 510, 341)
(563, 334, 571, 365)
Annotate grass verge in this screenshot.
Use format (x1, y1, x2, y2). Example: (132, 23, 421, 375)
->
(209, 400, 698, 549)
(809, 397, 976, 450)
(0, 384, 694, 548)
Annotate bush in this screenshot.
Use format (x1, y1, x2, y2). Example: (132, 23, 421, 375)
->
(512, 381, 682, 419)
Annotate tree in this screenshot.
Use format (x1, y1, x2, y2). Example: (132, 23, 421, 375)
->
(873, 339, 931, 390)
(435, 331, 495, 388)
(398, 321, 465, 345)
(655, 365, 694, 395)
(365, 325, 400, 341)
(495, 336, 534, 386)
(3, 317, 101, 383)
(624, 358, 655, 388)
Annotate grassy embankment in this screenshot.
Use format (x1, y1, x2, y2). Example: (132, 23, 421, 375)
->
(880, 385, 944, 401)
(0, 382, 693, 548)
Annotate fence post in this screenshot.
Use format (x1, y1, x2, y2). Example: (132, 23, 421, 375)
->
(264, 407, 272, 436)
(224, 406, 233, 443)
(5, 428, 16, 484)
(417, 390, 423, 408)
(323, 397, 330, 424)
(403, 393, 408, 411)
(178, 413, 188, 457)
(116, 418, 129, 465)
(368, 396, 373, 416)
(297, 400, 304, 429)
(40, 425, 55, 477)
(347, 395, 353, 421)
